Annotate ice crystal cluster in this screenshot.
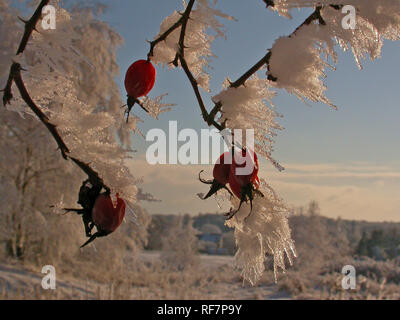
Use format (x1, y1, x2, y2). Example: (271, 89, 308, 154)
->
(269, 0, 400, 107)
(212, 76, 284, 171)
(151, 0, 235, 91)
(226, 180, 297, 284)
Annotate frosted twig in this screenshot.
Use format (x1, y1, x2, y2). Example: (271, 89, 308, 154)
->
(147, 13, 186, 61)
(266, 3, 342, 80)
(16, 0, 50, 55)
(175, 0, 226, 131)
(146, 0, 225, 131)
(10, 63, 70, 159)
(1, 0, 110, 191)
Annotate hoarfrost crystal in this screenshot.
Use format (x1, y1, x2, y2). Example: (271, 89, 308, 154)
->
(226, 181, 296, 285)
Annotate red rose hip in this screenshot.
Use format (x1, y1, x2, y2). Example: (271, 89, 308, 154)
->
(92, 194, 126, 234)
(124, 59, 156, 121)
(125, 59, 156, 99)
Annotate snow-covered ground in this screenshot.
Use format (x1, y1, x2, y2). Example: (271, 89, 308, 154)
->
(0, 251, 290, 300)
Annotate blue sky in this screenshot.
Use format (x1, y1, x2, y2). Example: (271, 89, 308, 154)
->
(97, 1, 400, 221)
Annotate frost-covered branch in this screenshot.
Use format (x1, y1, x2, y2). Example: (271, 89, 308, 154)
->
(267, 4, 341, 80)
(175, 0, 225, 130)
(69, 156, 109, 192)
(147, 11, 186, 61)
(265, 0, 400, 110)
(233, 51, 274, 86)
(9, 63, 70, 159)
(148, 0, 225, 130)
(1, 0, 110, 191)
(2, 0, 49, 105)
(173, 0, 195, 65)
(148, 0, 229, 131)
(2, 1, 69, 158)
(225, 4, 342, 87)
(16, 0, 50, 55)
(292, 5, 326, 33)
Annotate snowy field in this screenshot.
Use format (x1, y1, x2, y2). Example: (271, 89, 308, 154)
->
(0, 251, 290, 300)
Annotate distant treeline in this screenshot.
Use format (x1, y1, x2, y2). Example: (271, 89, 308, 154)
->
(146, 207, 400, 260)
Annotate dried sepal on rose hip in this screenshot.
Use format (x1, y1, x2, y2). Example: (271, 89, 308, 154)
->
(199, 151, 233, 199)
(198, 148, 264, 220)
(123, 59, 156, 121)
(226, 148, 264, 220)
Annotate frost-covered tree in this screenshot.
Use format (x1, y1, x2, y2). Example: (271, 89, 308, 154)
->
(0, 111, 81, 260)
(161, 215, 200, 271)
(0, 0, 151, 258)
(1, 0, 400, 285)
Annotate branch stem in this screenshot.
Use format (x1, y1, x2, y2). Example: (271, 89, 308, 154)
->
(12, 63, 70, 159)
(17, 0, 50, 55)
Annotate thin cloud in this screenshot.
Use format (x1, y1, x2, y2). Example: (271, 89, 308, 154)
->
(128, 157, 400, 222)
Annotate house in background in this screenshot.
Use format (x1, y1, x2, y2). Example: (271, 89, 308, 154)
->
(196, 224, 227, 255)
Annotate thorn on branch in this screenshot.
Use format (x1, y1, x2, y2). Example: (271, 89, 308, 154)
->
(263, 0, 275, 8)
(291, 6, 326, 36)
(172, 54, 179, 67)
(18, 16, 29, 24)
(146, 7, 188, 61)
(208, 101, 222, 124)
(135, 98, 150, 114)
(329, 4, 343, 10)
